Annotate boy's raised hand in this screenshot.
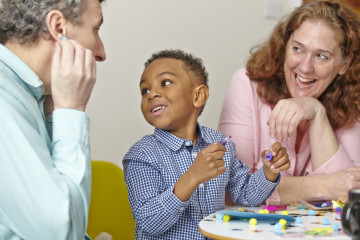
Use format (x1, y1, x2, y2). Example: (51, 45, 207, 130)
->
(187, 143, 227, 185)
(174, 143, 227, 202)
(262, 142, 290, 182)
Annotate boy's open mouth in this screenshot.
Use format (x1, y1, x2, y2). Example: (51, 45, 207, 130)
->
(151, 105, 167, 113)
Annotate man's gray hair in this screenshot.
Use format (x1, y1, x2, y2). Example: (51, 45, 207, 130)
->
(0, 0, 87, 44)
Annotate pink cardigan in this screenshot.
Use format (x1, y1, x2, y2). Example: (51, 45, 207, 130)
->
(218, 68, 360, 203)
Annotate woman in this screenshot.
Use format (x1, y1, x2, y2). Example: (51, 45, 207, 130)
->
(218, 0, 360, 204)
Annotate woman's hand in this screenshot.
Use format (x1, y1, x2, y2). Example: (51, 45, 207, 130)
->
(326, 167, 360, 202)
(268, 97, 324, 142)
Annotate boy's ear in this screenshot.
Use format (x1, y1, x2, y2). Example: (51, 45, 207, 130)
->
(193, 84, 209, 108)
(46, 10, 68, 42)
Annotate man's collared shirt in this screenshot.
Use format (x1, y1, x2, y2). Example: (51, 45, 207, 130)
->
(0, 43, 91, 240)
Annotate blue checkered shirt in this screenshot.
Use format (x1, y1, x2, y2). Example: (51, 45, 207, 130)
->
(123, 125, 279, 239)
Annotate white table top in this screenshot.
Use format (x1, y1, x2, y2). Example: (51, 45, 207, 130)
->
(198, 206, 351, 240)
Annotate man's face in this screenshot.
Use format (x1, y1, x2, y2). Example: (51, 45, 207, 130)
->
(68, 0, 106, 62)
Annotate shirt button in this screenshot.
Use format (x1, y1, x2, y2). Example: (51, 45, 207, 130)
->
(180, 207, 185, 211)
(199, 183, 204, 188)
(185, 142, 191, 146)
(192, 152, 198, 158)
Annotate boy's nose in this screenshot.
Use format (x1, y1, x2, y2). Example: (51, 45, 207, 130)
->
(147, 90, 160, 101)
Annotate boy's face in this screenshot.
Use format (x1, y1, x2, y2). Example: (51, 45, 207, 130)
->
(140, 58, 198, 134)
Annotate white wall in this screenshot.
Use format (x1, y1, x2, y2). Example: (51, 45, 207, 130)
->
(87, 0, 301, 167)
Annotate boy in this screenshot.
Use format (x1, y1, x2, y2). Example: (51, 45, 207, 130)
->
(123, 49, 290, 239)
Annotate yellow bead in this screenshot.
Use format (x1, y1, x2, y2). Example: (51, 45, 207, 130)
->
(263, 209, 269, 214)
(258, 209, 265, 214)
(281, 210, 288, 215)
(279, 219, 287, 226)
(249, 218, 257, 225)
(223, 215, 230, 222)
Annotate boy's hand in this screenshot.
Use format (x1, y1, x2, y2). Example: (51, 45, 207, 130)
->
(187, 143, 227, 185)
(174, 143, 226, 202)
(262, 142, 290, 182)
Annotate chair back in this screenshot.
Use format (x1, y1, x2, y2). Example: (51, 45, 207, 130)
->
(87, 161, 135, 240)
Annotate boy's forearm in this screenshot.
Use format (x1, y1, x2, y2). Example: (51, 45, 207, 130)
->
(173, 171, 199, 202)
(263, 166, 279, 182)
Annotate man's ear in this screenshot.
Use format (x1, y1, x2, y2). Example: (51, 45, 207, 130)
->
(46, 10, 68, 42)
(193, 84, 209, 108)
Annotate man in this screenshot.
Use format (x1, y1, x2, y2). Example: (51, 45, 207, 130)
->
(0, 0, 106, 239)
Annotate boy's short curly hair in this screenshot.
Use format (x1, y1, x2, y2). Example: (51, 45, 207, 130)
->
(145, 49, 209, 88)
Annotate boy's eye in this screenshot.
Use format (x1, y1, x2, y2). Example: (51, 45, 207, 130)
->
(162, 80, 172, 86)
(141, 88, 150, 96)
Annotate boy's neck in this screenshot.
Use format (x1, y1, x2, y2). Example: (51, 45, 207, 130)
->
(167, 124, 199, 145)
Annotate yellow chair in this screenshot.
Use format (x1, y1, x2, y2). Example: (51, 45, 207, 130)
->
(87, 161, 135, 240)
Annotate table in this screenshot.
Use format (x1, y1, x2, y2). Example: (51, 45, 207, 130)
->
(198, 205, 351, 240)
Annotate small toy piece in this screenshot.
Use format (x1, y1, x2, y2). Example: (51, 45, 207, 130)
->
(281, 210, 288, 215)
(332, 222, 340, 231)
(263, 209, 269, 214)
(249, 218, 257, 225)
(258, 209, 265, 214)
(308, 209, 316, 216)
(322, 218, 330, 225)
(219, 136, 231, 145)
(295, 216, 303, 224)
(265, 151, 273, 161)
(274, 223, 283, 230)
(279, 219, 287, 226)
(223, 215, 231, 222)
(263, 205, 287, 212)
(216, 213, 223, 220)
(335, 207, 342, 213)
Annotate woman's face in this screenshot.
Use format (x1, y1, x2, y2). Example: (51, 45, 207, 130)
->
(284, 20, 350, 98)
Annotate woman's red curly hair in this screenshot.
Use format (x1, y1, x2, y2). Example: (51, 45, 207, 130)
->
(246, 0, 360, 129)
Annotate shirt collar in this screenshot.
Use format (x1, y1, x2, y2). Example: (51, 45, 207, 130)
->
(0, 43, 44, 100)
(153, 123, 213, 151)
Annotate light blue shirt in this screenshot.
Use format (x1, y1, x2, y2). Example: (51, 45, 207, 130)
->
(123, 126, 279, 239)
(0, 44, 91, 240)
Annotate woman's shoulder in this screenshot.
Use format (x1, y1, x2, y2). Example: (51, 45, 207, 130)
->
(231, 68, 258, 90)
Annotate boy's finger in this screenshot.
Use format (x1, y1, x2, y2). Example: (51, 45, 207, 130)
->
(269, 142, 281, 156)
(274, 147, 287, 159)
(271, 153, 290, 170)
(273, 161, 291, 172)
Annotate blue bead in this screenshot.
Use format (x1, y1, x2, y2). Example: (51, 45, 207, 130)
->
(332, 222, 340, 231)
(308, 210, 316, 216)
(274, 223, 283, 230)
(323, 218, 330, 225)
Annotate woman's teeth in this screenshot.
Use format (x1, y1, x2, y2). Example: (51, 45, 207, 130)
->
(296, 74, 316, 88)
